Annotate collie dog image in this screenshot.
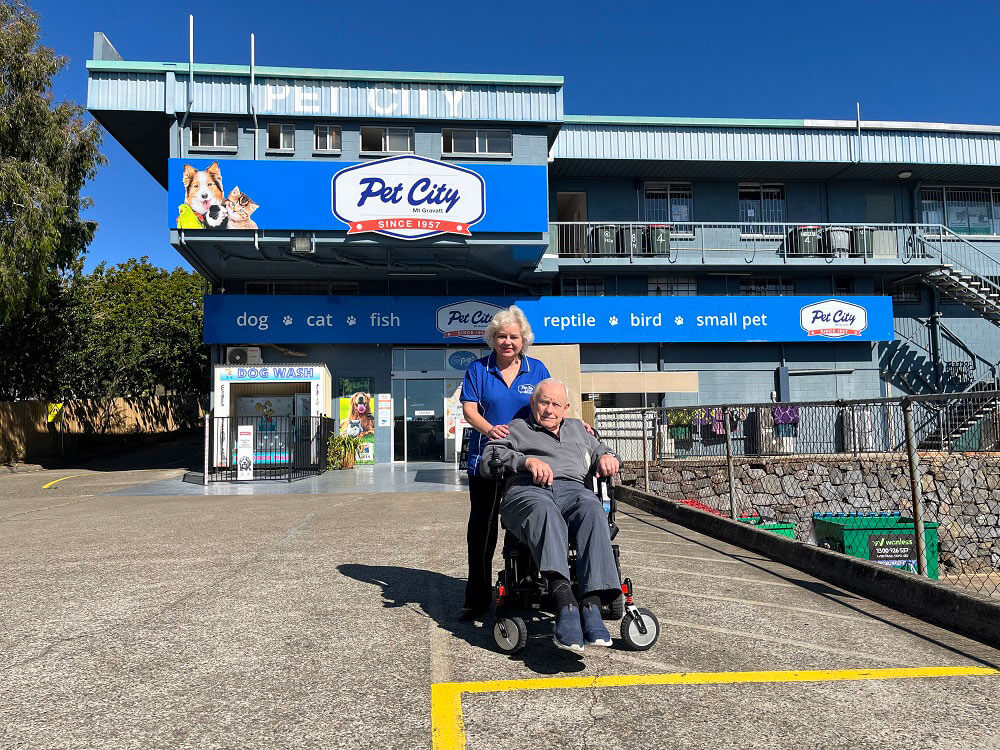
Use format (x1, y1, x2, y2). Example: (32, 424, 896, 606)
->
(340, 392, 376, 437)
(177, 162, 228, 229)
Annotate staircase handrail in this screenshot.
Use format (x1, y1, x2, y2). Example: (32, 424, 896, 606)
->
(937, 321, 1000, 385)
(927, 224, 1000, 296)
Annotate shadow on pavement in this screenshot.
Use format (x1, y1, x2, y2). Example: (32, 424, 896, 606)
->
(31, 434, 202, 473)
(337, 563, 588, 675)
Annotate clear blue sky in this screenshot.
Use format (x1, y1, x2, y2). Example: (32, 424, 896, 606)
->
(32, 0, 1000, 273)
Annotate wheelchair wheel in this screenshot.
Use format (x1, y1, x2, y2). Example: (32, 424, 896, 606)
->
(493, 615, 528, 654)
(621, 608, 659, 651)
(602, 595, 625, 621)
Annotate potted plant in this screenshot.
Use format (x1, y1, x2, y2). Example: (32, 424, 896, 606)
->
(328, 432, 364, 470)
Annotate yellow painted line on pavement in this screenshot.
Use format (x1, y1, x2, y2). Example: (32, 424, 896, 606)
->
(431, 666, 999, 750)
(42, 475, 82, 489)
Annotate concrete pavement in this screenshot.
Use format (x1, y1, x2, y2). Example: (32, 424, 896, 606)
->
(3, 440, 1000, 748)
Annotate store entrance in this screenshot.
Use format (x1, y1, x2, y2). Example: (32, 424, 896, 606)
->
(403, 379, 444, 461)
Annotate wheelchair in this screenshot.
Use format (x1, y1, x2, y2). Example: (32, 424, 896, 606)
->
(485, 448, 661, 654)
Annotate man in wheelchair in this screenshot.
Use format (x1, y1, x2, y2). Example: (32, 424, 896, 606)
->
(481, 378, 622, 653)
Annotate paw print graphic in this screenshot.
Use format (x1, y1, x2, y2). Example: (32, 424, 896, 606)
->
(609, 316, 619, 326)
(674, 315, 684, 325)
(346, 316, 357, 326)
(283, 315, 293, 326)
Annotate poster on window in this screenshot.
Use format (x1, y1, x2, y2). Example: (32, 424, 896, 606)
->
(339, 392, 376, 464)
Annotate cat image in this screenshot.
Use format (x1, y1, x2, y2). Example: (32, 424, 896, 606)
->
(224, 186, 259, 230)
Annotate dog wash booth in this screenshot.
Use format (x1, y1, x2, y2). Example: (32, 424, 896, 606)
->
(211, 363, 332, 469)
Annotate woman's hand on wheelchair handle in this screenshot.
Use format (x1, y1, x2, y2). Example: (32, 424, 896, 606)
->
(524, 457, 554, 486)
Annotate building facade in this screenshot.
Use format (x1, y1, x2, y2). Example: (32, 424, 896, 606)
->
(87, 32, 1000, 464)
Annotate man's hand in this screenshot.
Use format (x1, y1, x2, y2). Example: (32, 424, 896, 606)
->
(582, 421, 595, 436)
(595, 453, 620, 478)
(524, 457, 554, 486)
(487, 424, 510, 439)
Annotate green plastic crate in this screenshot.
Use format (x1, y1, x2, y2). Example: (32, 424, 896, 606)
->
(737, 516, 796, 539)
(813, 512, 939, 580)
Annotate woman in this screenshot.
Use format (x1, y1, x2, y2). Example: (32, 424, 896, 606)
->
(459, 305, 550, 620)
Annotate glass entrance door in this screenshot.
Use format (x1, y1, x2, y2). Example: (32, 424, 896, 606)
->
(404, 379, 445, 461)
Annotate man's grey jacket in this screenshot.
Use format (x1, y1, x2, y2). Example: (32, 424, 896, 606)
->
(480, 416, 619, 487)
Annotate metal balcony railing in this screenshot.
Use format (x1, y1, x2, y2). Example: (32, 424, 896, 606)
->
(548, 221, 991, 266)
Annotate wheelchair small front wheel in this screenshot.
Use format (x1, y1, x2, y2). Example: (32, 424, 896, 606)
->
(493, 615, 528, 653)
(620, 607, 659, 651)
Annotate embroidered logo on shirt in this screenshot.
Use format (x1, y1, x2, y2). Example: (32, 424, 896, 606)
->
(517, 384, 535, 394)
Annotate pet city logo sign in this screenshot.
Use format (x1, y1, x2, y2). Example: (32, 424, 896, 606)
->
(331, 155, 486, 240)
(799, 299, 868, 338)
(436, 300, 502, 340)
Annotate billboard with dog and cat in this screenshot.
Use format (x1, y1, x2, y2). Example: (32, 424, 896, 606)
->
(170, 156, 548, 238)
(339, 392, 376, 465)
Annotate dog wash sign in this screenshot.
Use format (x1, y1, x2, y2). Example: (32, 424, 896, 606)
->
(332, 155, 486, 239)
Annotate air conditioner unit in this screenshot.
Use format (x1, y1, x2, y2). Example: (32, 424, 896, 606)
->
(227, 346, 263, 365)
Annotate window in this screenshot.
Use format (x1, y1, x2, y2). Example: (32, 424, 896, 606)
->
(361, 126, 414, 153)
(739, 277, 793, 296)
(562, 276, 605, 296)
(442, 128, 513, 155)
(314, 124, 342, 152)
(648, 276, 697, 296)
(644, 182, 693, 232)
(339, 377, 374, 399)
(192, 121, 237, 149)
(739, 183, 785, 236)
(891, 285, 921, 304)
(244, 280, 359, 295)
(834, 276, 854, 295)
(920, 187, 1000, 235)
(266, 123, 295, 152)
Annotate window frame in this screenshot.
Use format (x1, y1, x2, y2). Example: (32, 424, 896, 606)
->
(647, 275, 697, 296)
(738, 276, 794, 296)
(313, 124, 343, 153)
(441, 127, 513, 157)
(920, 185, 1000, 237)
(890, 284, 921, 304)
(738, 183, 786, 238)
(360, 126, 414, 155)
(191, 120, 238, 150)
(562, 276, 606, 297)
(644, 181, 694, 237)
(266, 122, 296, 153)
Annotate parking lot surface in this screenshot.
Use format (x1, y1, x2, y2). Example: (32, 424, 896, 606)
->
(3, 441, 1000, 749)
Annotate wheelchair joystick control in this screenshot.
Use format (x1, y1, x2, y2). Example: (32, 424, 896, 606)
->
(488, 446, 504, 480)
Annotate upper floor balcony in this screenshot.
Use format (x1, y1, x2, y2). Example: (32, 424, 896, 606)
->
(547, 221, 997, 270)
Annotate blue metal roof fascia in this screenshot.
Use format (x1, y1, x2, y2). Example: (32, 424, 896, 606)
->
(564, 114, 807, 128)
(552, 123, 1000, 166)
(85, 59, 564, 88)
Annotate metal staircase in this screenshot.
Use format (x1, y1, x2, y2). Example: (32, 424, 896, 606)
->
(918, 379, 1000, 451)
(916, 227, 1000, 326)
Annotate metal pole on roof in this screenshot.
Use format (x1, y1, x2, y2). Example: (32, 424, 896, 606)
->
(188, 15, 194, 112)
(251, 33, 258, 159)
(855, 101, 862, 163)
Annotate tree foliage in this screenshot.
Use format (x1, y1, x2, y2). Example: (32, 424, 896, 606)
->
(0, 0, 104, 324)
(0, 259, 210, 400)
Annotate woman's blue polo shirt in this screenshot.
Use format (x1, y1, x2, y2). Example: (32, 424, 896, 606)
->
(461, 353, 551, 476)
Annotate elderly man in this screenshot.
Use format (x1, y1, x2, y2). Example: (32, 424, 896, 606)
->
(481, 378, 621, 653)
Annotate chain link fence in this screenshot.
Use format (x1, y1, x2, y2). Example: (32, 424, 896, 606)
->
(596, 391, 1000, 598)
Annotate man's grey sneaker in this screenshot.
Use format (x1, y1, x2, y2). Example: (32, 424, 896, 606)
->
(581, 603, 613, 647)
(553, 604, 585, 653)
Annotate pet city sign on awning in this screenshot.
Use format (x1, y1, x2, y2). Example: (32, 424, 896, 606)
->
(203, 295, 895, 344)
(168, 157, 547, 236)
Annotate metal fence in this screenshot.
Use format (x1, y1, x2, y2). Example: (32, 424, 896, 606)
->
(206, 416, 335, 482)
(596, 391, 1000, 598)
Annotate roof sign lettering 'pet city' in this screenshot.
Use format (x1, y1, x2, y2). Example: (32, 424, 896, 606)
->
(332, 155, 486, 239)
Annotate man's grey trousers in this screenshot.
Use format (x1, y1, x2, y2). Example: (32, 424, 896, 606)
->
(500, 479, 620, 597)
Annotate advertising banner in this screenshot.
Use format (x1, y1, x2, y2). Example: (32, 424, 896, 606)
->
(236, 425, 254, 481)
(339, 392, 375, 464)
(169, 157, 547, 236)
(204, 295, 895, 344)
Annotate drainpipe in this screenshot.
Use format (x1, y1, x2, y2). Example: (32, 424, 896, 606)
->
(250, 33, 258, 159)
(929, 290, 943, 392)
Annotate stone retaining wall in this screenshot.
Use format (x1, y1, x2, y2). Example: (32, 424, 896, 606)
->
(619, 454, 1000, 574)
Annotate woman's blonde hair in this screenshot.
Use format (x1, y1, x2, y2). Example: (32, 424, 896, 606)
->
(484, 305, 534, 351)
